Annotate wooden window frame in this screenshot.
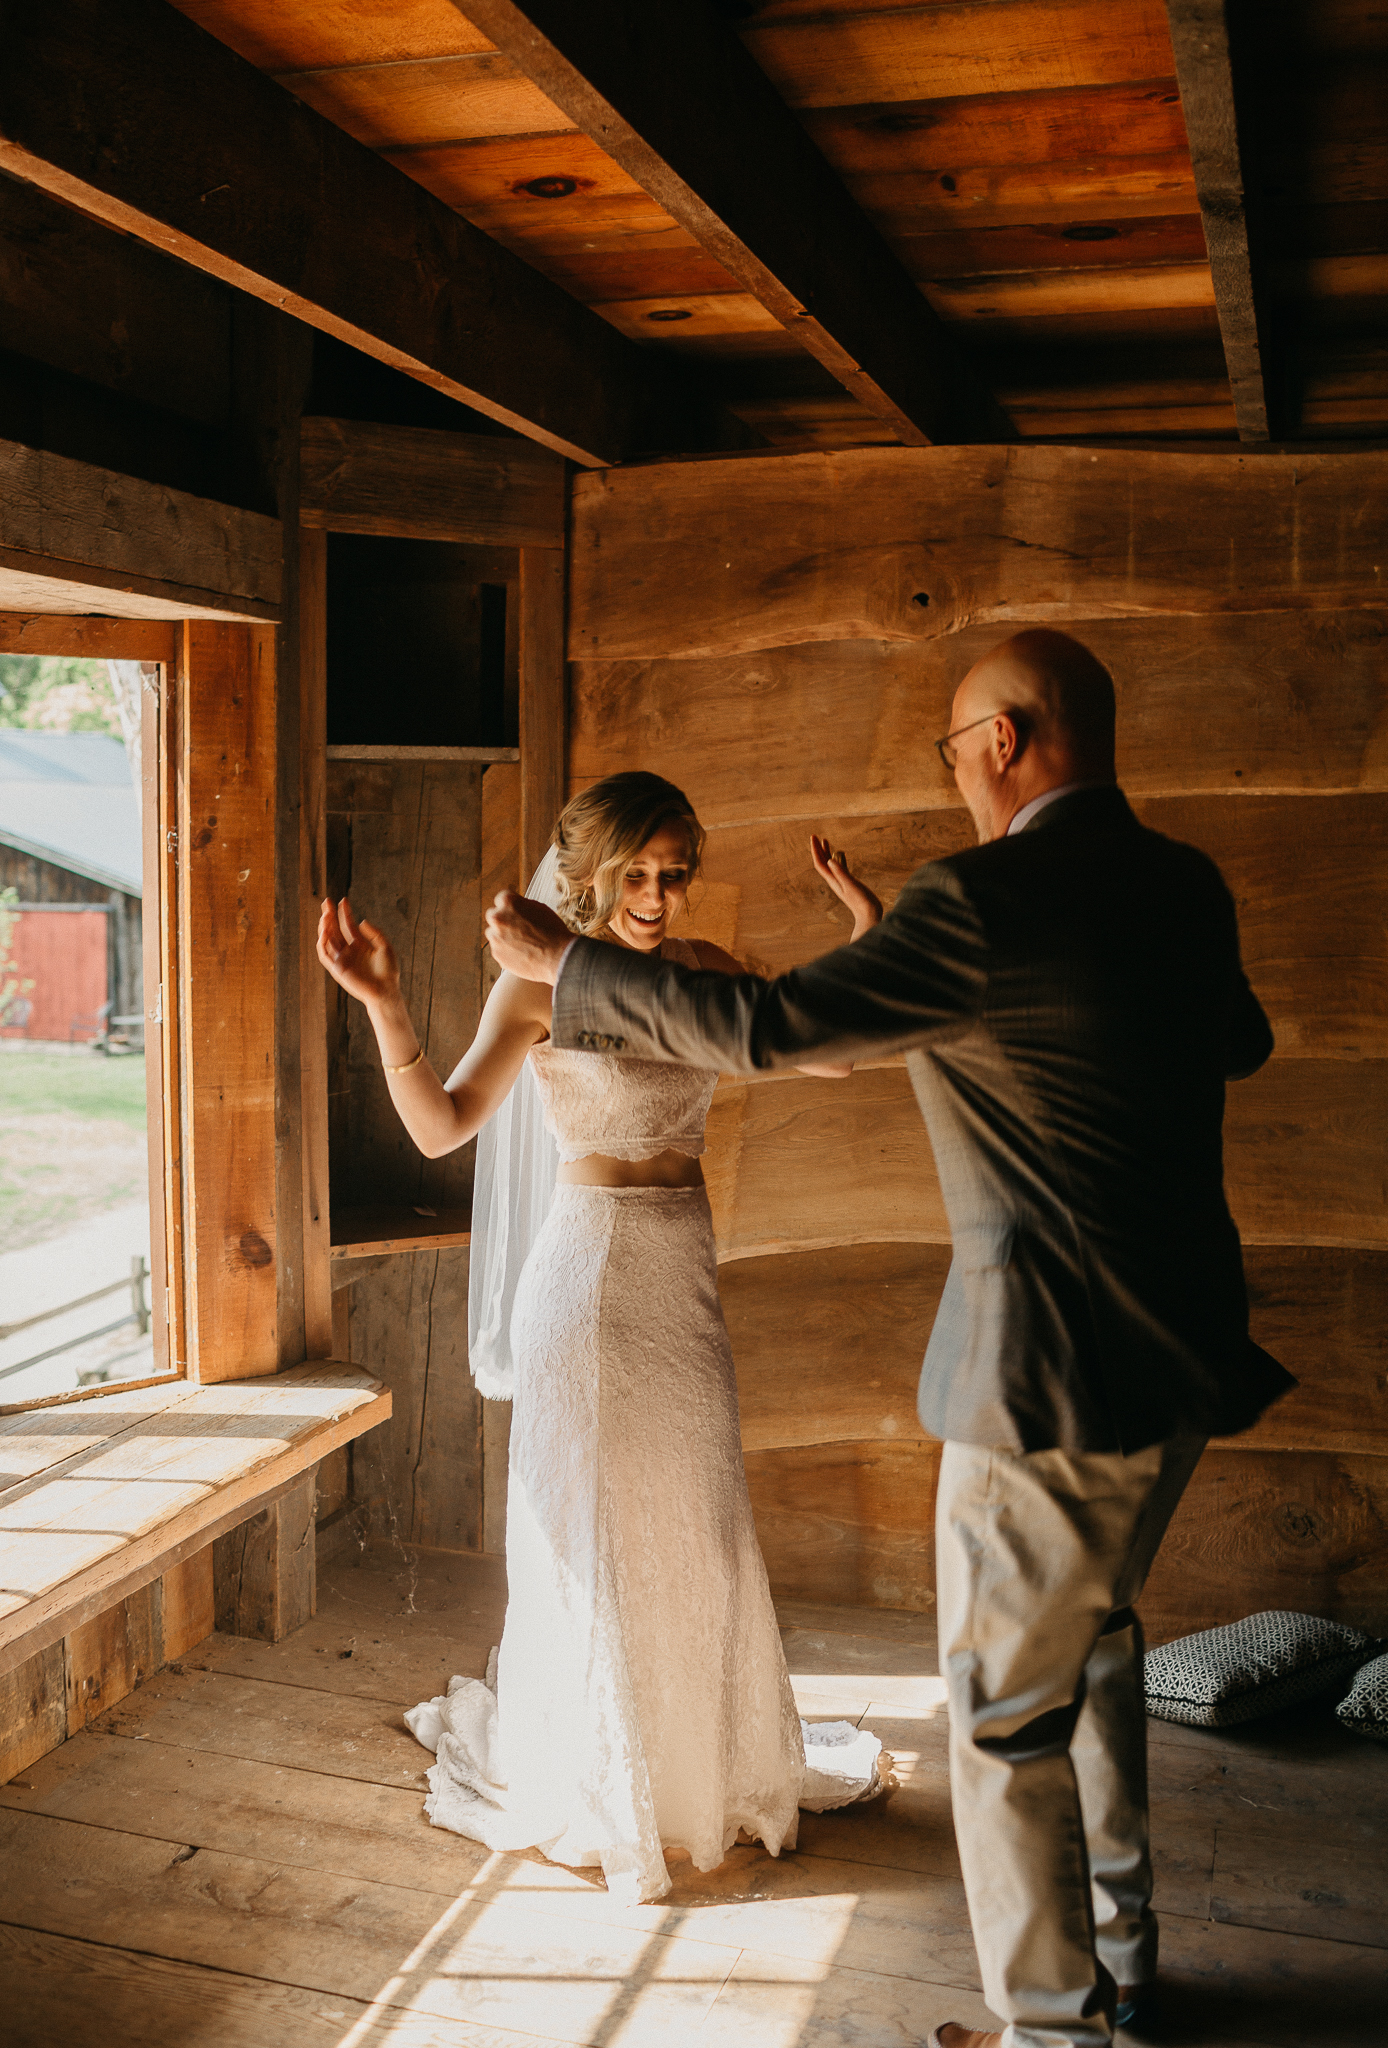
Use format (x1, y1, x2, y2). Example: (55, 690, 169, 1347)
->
(0, 611, 287, 1408)
(144, 645, 185, 1378)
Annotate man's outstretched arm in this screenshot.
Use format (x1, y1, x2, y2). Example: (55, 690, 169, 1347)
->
(486, 866, 988, 1074)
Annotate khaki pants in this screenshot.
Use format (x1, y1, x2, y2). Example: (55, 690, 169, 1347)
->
(936, 1433, 1205, 2048)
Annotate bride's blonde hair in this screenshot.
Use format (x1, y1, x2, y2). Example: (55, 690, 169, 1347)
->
(551, 772, 705, 937)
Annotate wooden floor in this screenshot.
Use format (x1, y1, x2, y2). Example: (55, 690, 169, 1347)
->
(2, 1547, 1384, 2048)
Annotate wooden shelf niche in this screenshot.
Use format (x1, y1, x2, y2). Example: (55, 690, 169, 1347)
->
(322, 525, 516, 1255)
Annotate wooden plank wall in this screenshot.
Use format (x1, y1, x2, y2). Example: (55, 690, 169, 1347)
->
(325, 760, 520, 1557)
(325, 758, 483, 1216)
(567, 444, 1388, 1639)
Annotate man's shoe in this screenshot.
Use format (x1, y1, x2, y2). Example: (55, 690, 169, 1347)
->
(1116, 1984, 1156, 2030)
(931, 1996, 1152, 2046)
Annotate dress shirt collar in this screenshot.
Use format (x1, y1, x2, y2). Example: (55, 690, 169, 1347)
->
(1006, 780, 1112, 836)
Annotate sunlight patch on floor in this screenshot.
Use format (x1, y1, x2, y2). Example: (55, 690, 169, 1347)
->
(789, 1670, 949, 1720)
(327, 1842, 867, 2046)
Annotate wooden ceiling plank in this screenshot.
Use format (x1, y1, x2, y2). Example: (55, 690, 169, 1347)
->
(800, 81, 1193, 175)
(896, 215, 1211, 280)
(955, 306, 1222, 350)
(740, 2, 1178, 110)
(382, 129, 643, 202)
(1166, 1, 1270, 442)
(1011, 402, 1237, 437)
(504, 244, 744, 308)
(593, 294, 787, 343)
(0, 0, 670, 467)
(1273, 252, 1388, 301)
(849, 156, 1199, 235)
(168, 0, 495, 71)
(280, 52, 569, 149)
(730, 398, 903, 452)
(923, 261, 1217, 323)
(1300, 341, 1388, 431)
(455, 0, 1013, 447)
(389, 173, 686, 250)
(1271, 200, 1388, 260)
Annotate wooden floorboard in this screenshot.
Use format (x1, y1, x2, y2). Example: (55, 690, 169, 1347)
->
(0, 1923, 552, 2048)
(183, 1544, 508, 1705)
(0, 1546, 1384, 2046)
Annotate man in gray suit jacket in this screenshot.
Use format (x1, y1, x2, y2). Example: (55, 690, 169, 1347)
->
(486, 629, 1292, 2048)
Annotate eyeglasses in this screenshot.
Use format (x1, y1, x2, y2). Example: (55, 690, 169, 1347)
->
(934, 712, 1001, 770)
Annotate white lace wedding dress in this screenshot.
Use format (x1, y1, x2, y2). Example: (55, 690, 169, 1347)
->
(406, 938, 883, 1905)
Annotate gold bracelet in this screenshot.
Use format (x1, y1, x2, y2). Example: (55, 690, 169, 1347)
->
(384, 1045, 426, 1074)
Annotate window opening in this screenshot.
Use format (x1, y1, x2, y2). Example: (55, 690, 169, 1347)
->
(0, 652, 179, 1399)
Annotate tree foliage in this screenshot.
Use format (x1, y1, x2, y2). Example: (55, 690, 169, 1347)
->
(0, 656, 121, 734)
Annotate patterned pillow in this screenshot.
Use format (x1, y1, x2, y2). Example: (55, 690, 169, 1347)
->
(1144, 1610, 1380, 1728)
(1336, 1652, 1388, 1743)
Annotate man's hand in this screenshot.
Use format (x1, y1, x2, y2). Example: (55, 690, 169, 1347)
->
(485, 890, 572, 984)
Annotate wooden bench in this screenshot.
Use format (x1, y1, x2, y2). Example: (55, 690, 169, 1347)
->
(0, 1363, 390, 1781)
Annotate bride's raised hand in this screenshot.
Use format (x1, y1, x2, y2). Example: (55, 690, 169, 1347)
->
(317, 895, 401, 1008)
(810, 835, 883, 941)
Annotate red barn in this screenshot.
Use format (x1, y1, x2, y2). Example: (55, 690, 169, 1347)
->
(0, 731, 143, 1044)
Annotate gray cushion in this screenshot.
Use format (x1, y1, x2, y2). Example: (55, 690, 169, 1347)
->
(1336, 1651, 1388, 1743)
(1144, 1610, 1380, 1728)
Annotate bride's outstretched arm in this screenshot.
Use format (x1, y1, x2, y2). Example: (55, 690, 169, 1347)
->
(317, 895, 548, 1158)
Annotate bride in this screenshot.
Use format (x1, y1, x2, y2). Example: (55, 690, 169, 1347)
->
(317, 770, 886, 1904)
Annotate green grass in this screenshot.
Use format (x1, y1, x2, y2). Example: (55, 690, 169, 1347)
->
(0, 1050, 148, 1127)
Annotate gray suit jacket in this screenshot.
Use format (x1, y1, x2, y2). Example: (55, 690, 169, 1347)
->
(551, 787, 1294, 1453)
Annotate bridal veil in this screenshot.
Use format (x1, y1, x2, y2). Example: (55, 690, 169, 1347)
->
(466, 844, 563, 1401)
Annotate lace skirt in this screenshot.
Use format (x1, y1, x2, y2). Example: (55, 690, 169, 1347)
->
(407, 1183, 806, 1905)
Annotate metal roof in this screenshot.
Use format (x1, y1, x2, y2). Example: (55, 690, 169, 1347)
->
(0, 733, 141, 896)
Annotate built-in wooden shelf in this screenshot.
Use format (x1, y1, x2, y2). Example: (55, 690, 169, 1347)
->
(326, 745, 518, 763)
(330, 1205, 473, 1259)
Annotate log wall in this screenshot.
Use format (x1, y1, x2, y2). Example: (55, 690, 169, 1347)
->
(568, 443, 1388, 1639)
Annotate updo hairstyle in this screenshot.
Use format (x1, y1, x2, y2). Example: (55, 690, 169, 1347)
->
(550, 771, 705, 938)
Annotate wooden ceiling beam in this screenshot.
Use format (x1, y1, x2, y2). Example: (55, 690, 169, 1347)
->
(456, 0, 1013, 446)
(299, 417, 565, 548)
(0, 0, 672, 467)
(1165, 1, 1271, 442)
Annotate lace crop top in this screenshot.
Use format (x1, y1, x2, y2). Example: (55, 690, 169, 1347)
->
(527, 937, 719, 1164)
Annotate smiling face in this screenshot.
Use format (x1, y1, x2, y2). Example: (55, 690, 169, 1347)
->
(610, 821, 693, 951)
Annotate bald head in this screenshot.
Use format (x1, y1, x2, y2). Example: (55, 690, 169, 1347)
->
(948, 629, 1117, 842)
(957, 629, 1116, 780)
